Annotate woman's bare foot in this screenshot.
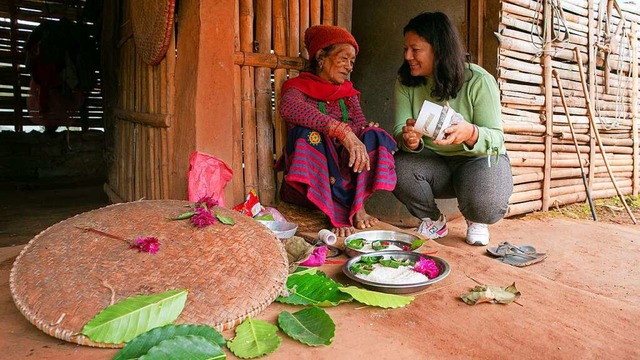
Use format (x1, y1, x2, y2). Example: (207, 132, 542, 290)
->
(354, 208, 378, 230)
(331, 226, 356, 237)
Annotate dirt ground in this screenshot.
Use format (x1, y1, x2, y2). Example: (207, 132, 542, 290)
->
(1, 185, 639, 359)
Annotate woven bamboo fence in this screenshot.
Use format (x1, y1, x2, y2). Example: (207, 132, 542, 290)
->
(107, 0, 174, 202)
(233, 0, 348, 205)
(498, 0, 640, 216)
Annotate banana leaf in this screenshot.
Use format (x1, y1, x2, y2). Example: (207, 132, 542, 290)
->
(227, 318, 281, 359)
(138, 335, 226, 360)
(278, 307, 335, 346)
(338, 286, 414, 308)
(81, 289, 188, 344)
(114, 324, 225, 360)
(276, 273, 352, 306)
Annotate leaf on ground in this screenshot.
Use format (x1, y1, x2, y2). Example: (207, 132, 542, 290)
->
(138, 335, 226, 360)
(227, 318, 281, 359)
(278, 307, 335, 346)
(276, 273, 352, 306)
(113, 324, 225, 360)
(338, 286, 414, 308)
(81, 289, 188, 344)
(460, 283, 521, 305)
(216, 214, 235, 225)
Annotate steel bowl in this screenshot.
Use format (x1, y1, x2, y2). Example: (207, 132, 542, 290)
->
(343, 230, 423, 257)
(257, 220, 298, 239)
(342, 251, 450, 294)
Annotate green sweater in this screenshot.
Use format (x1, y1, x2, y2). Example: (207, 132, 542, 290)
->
(393, 63, 506, 157)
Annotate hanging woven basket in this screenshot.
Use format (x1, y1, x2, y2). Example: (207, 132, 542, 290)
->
(130, 0, 176, 65)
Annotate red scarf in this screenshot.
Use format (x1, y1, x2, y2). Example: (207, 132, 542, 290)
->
(281, 72, 360, 101)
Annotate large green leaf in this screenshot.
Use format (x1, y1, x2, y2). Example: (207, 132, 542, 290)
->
(338, 286, 414, 308)
(276, 273, 352, 307)
(81, 289, 188, 344)
(138, 335, 226, 360)
(114, 324, 225, 360)
(277, 307, 335, 346)
(227, 318, 281, 359)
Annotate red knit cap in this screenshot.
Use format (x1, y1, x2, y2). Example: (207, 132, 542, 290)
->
(304, 25, 359, 59)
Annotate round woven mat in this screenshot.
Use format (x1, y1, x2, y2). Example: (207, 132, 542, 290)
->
(130, 0, 175, 65)
(10, 200, 288, 348)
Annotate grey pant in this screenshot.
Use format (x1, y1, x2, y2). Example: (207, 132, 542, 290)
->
(393, 150, 513, 224)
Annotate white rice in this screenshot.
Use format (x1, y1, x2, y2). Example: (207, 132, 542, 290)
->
(359, 243, 403, 253)
(355, 264, 428, 285)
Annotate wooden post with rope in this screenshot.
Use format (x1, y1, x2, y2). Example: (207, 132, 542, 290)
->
(574, 47, 637, 224)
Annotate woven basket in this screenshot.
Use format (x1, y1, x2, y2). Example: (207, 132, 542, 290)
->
(130, 0, 175, 65)
(9, 200, 288, 347)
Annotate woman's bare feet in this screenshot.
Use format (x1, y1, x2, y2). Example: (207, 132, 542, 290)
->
(354, 208, 378, 230)
(331, 226, 356, 237)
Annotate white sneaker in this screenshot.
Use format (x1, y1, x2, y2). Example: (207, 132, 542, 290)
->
(416, 215, 448, 239)
(466, 220, 489, 246)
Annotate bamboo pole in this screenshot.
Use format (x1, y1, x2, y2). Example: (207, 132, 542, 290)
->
(587, 0, 597, 206)
(630, 22, 638, 195)
(541, 0, 553, 211)
(234, 52, 306, 69)
(553, 69, 597, 220)
(240, 0, 257, 196)
(255, 0, 275, 205)
(310, 0, 321, 25)
(322, 0, 334, 25)
(574, 47, 637, 224)
(300, 0, 310, 58)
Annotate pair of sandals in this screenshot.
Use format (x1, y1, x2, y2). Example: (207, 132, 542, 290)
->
(487, 242, 547, 267)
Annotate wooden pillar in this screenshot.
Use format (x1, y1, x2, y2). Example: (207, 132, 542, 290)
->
(335, 0, 352, 30)
(541, 0, 553, 211)
(173, 0, 237, 204)
(9, 0, 22, 132)
(468, 0, 485, 67)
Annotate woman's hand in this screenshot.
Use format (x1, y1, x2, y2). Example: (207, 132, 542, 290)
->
(401, 119, 422, 150)
(434, 120, 478, 146)
(341, 132, 370, 173)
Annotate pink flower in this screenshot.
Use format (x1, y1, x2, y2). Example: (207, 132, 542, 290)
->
(191, 206, 216, 228)
(414, 257, 440, 279)
(196, 195, 218, 210)
(130, 237, 161, 254)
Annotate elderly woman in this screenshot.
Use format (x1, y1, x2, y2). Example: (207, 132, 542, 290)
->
(277, 25, 397, 237)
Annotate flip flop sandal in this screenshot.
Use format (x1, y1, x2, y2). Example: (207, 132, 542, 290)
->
(500, 252, 547, 267)
(487, 242, 537, 257)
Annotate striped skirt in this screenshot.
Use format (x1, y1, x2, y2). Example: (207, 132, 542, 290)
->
(277, 126, 397, 227)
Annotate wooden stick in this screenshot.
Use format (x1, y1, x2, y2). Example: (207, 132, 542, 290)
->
(630, 22, 638, 196)
(541, 0, 553, 211)
(553, 69, 597, 220)
(574, 47, 636, 224)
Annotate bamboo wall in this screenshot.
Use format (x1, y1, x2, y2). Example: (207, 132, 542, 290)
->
(105, 0, 175, 202)
(0, 0, 103, 131)
(498, 0, 640, 216)
(232, 0, 351, 206)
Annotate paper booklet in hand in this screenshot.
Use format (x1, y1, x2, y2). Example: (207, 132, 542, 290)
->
(414, 100, 455, 141)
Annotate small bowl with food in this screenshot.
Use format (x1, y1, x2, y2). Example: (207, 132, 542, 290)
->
(343, 230, 424, 257)
(257, 220, 298, 239)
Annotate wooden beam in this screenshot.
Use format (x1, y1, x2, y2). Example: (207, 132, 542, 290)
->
(541, 0, 553, 211)
(113, 108, 171, 127)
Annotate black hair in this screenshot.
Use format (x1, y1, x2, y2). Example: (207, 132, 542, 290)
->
(398, 12, 469, 101)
